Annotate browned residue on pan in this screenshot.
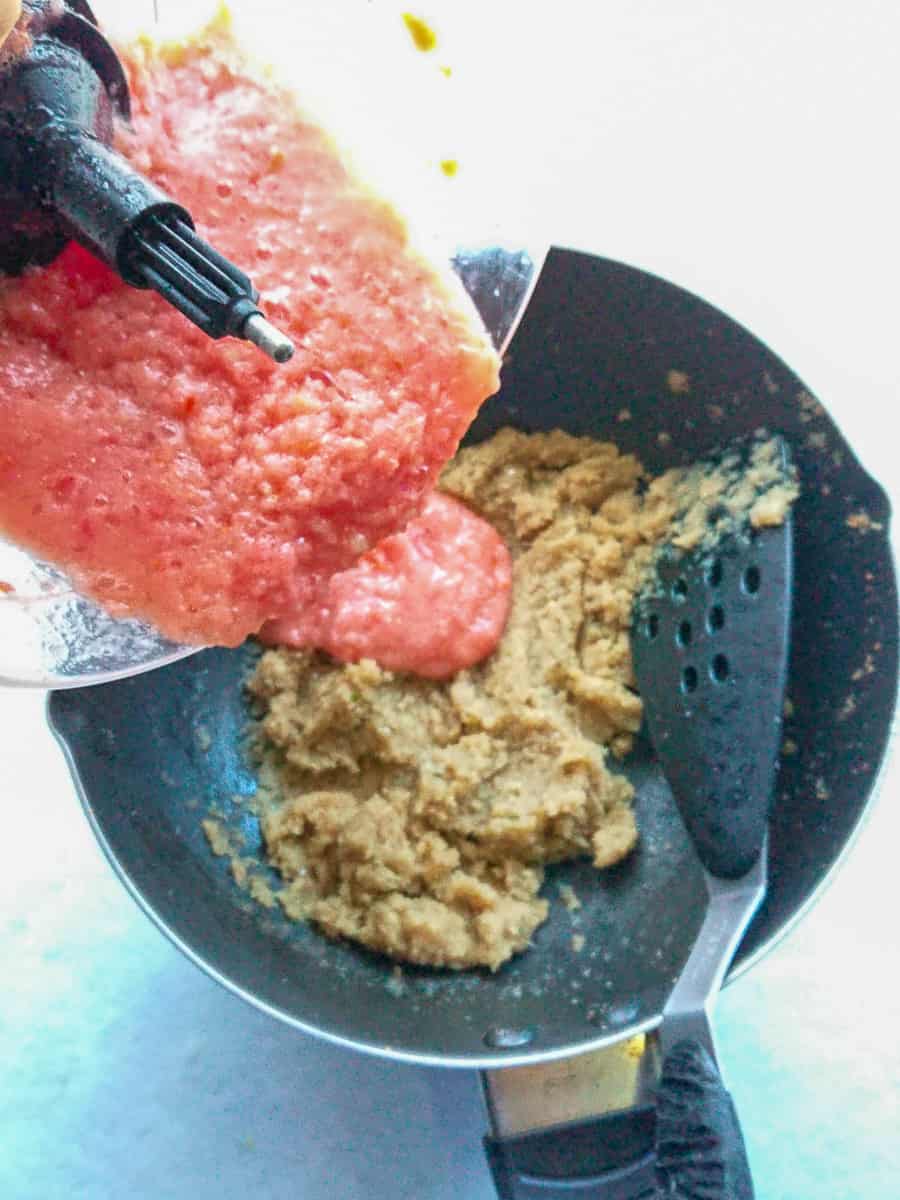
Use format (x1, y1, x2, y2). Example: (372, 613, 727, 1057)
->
(209, 430, 798, 971)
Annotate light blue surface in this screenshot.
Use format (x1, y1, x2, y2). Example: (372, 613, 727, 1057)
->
(1, 688, 898, 1200)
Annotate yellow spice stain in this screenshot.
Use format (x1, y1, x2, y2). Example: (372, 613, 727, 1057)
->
(624, 1034, 646, 1060)
(440, 158, 459, 177)
(440, 65, 452, 77)
(403, 12, 438, 52)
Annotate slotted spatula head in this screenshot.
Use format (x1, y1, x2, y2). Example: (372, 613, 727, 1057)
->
(632, 438, 794, 879)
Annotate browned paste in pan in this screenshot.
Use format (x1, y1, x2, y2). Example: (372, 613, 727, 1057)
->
(211, 430, 797, 970)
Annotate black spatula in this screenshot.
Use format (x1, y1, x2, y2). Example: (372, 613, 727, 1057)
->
(629, 435, 793, 1194)
(633, 449, 793, 881)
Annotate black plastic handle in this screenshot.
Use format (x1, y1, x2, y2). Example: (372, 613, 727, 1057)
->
(485, 1040, 754, 1200)
(485, 1105, 657, 1199)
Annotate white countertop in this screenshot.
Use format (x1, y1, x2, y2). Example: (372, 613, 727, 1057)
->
(2, 3, 899, 1197)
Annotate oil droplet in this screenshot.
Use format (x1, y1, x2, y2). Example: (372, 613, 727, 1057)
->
(440, 159, 458, 177)
(403, 12, 438, 52)
(608, 999, 640, 1025)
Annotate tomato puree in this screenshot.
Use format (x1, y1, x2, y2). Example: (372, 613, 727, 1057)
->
(0, 27, 499, 645)
(262, 492, 512, 678)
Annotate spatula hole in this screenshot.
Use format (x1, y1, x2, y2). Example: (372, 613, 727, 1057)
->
(743, 565, 761, 594)
(708, 605, 725, 631)
(677, 620, 692, 647)
(707, 559, 723, 587)
(671, 578, 688, 603)
(645, 613, 659, 639)
(711, 654, 730, 682)
(681, 666, 698, 693)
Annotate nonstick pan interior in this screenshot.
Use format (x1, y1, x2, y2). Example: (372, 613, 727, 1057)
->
(49, 248, 898, 1068)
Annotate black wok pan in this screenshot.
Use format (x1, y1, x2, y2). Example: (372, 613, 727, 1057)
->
(48, 248, 898, 1189)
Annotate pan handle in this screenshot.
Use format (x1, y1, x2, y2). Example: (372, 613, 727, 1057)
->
(485, 1103, 657, 1199)
(483, 1039, 754, 1199)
